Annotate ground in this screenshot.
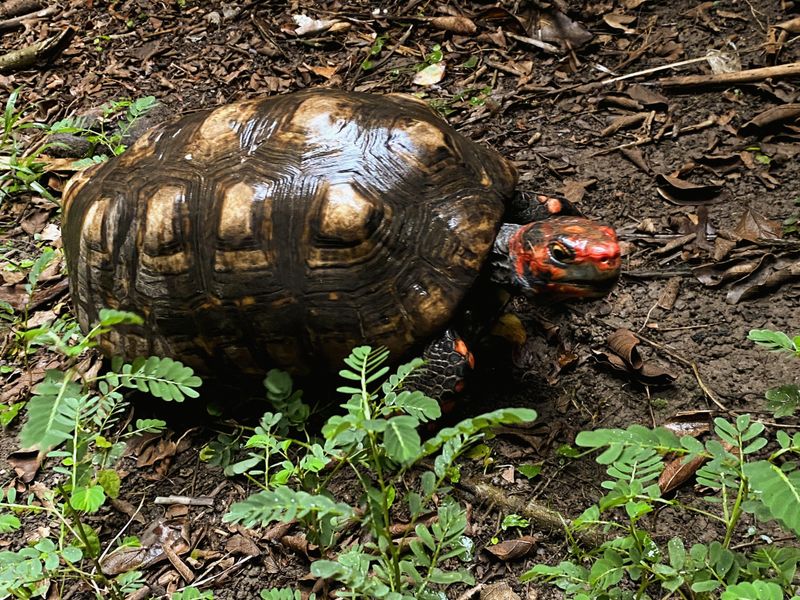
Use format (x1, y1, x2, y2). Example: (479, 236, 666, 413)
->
(1, 0, 799, 598)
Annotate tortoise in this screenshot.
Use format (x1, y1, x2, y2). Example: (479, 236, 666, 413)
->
(62, 88, 620, 397)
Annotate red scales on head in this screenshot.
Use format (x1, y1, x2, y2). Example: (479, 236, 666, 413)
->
(508, 216, 621, 299)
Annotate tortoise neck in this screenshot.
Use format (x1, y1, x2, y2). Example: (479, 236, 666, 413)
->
(489, 223, 524, 288)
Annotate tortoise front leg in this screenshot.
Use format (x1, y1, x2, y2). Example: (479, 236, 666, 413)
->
(506, 190, 580, 224)
(406, 329, 474, 410)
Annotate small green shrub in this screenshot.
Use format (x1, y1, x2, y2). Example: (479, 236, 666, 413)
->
(521, 416, 800, 599)
(0, 309, 201, 600)
(748, 328, 799, 418)
(225, 346, 536, 599)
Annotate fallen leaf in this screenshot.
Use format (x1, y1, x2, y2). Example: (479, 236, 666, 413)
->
(485, 536, 539, 561)
(101, 520, 189, 575)
(733, 208, 782, 242)
(8, 449, 43, 483)
(660, 454, 706, 494)
(627, 84, 669, 110)
(655, 173, 724, 205)
(292, 14, 340, 36)
(775, 16, 800, 33)
(603, 13, 637, 33)
(225, 534, 261, 557)
(657, 277, 681, 310)
(739, 103, 800, 136)
(726, 253, 800, 304)
(594, 329, 677, 385)
(306, 64, 337, 79)
(413, 62, 446, 86)
(429, 16, 477, 35)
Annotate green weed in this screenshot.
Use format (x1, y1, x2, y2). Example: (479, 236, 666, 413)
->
(225, 346, 536, 599)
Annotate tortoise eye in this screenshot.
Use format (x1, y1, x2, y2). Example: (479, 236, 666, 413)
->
(550, 242, 574, 263)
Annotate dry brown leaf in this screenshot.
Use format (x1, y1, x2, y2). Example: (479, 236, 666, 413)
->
(306, 64, 337, 80)
(657, 277, 681, 310)
(101, 521, 188, 575)
(626, 85, 669, 110)
(775, 16, 800, 33)
(603, 13, 637, 33)
(659, 454, 706, 494)
(7, 449, 42, 483)
(595, 329, 677, 385)
(481, 582, 522, 600)
(726, 253, 800, 304)
(225, 534, 261, 557)
(655, 174, 724, 205)
(485, 536, 539, 561)
(429, 16, 477, 35)
(739, 103, 800, 136)
(413, 62, 446, 86)
(733, 208, 782, 242)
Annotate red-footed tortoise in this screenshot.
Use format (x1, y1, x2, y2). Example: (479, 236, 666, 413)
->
(62, 89, 620, 398)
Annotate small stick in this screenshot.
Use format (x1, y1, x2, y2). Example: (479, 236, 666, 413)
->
(462, 480, 608, 547)
(0, 0, 41, 19)
(659, 61, 800, 88)
(592, 117, 717, 156)
(0, 27, 73, 73)
(154, 495, 215, 507)
(0, 3, 54, 31)
(161, 542, 195, 583)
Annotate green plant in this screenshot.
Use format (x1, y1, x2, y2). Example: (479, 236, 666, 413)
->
(784, 198, 800, 236)
(49, 96, 157, 165)
(224, 346, 536, 599)
(260, 589, 316, 600)
(0, 309, 202, 600)
(361, 34, 388, 71)
(521, 416, 800, 599)
(749, 329, 800, 418)
(0, 88, 57, 203)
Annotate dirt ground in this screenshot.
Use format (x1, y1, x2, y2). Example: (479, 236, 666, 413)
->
(1, 0, 799, 598)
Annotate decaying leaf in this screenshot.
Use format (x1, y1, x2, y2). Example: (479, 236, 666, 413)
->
(7, 449, 43, 483)
(594, 328, 676, 385)
(413, 62, 446, 86)
(660, 453, 706, 494)
(225, 534, 261, 557)
(429, 16, 477, 35)
(485, 535, 539, 561)
(657, 277, 681, 310)
(292, 14, 341, 36)
(101, 520, 189, 575)
(603, 13, 637, 34)
(733, 208, 782, 242)
(739, 103, 800, 136)
(481, 582, 522, 600)
(655, 174, 724, 205)
(726, 253, 800, 304)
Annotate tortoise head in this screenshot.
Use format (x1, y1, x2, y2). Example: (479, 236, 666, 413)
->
(500, 216, 621, 300)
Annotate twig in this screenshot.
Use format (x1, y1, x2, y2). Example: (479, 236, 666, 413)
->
(0, 3, 54, 31)
(161, 541, 195, 583)
(154, 495, 215, 507)
(461, 480, 607, 547)
(690, 363, 731, 413)
(0, 0, 41, 19)
(0, 27, 74, 73)
(659, 61, 800, 88)
(592, 117, 717, 156)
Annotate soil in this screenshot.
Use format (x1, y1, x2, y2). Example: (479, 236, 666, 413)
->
(1, 1, 799, 599)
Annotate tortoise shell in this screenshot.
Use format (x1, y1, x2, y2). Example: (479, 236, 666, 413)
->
(62, 89, 518, 374)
